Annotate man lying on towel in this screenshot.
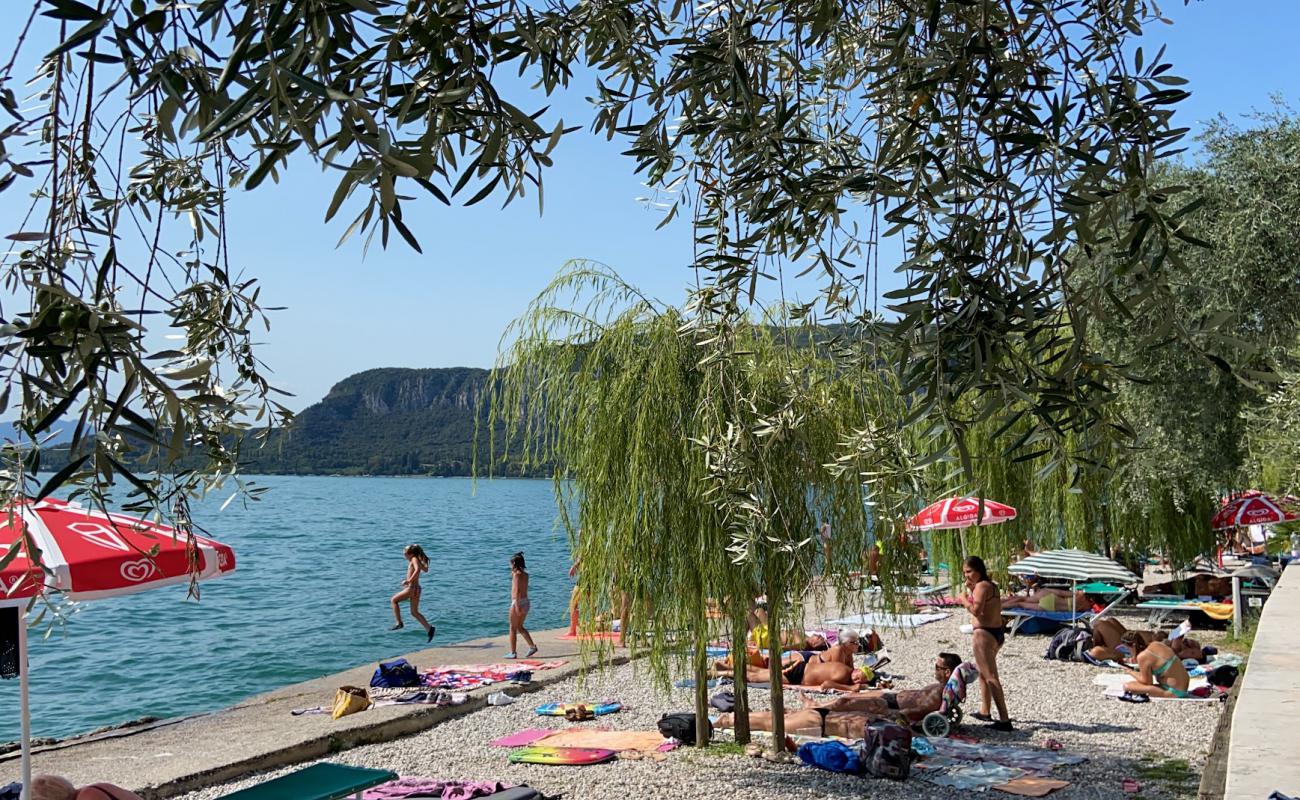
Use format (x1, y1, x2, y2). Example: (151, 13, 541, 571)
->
(715, 630, 866, 686)
(716, 653, 971, 736)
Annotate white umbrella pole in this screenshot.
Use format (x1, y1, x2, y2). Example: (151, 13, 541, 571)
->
(18, 609, 30, 800)
(1231, 575, 1242, 639)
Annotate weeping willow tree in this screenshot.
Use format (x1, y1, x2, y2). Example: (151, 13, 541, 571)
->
(482, 261, 926, 750)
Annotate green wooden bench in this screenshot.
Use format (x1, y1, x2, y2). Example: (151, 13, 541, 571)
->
(216, 762, 397, 800)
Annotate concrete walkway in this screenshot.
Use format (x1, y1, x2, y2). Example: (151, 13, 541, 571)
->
(0, 626, 624, 798)
(1224, 563, 1299, 800)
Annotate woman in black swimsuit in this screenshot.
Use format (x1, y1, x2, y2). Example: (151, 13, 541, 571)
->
(963, 556, 1011, 731)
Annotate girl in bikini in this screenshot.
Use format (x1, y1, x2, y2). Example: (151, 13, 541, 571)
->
(507, 551, 538, 659)
(1121, 633, 1191, 698)
(391, 544, 435, 642)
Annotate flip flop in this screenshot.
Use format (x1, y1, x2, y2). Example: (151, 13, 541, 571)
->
(1044, 738, 1063, 751)
(1122, 779, 1141, 793)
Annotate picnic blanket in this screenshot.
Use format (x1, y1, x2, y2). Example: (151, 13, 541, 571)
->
(534, 728, 674, 754)
(363, 777, 513, 800)
(421, 660, 567, 690)
(823, 612, 950, 629)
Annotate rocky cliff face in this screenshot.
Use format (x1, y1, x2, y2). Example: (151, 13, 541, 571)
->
(315, 368, 489, 418)
(239, 367, 523, 476)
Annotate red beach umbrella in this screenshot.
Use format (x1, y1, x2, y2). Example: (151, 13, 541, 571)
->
(1, 497, 235, 600)
(0, 497, 236, 799)
(1211, 492, 1300, 531)
(907, 496, 1018, 531)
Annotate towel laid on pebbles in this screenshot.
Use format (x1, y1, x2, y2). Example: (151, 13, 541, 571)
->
(926, 738, 1086, 772)
(534, 728, 675, 754)
(362, 777, 513, 799)
(1092, 672, 1217, 701)
(824, 612, 950, 629)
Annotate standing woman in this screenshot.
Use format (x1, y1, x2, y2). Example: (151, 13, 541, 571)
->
(391, 544, 435, 642)
(962, 555, 1012, 731)
(507, 551, 538, 659)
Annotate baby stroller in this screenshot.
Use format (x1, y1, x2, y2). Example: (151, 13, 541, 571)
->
(918, 662, 978, 738)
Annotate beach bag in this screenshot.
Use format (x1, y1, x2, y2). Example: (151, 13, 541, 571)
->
(332, 685, 372, 719)
(859, 721, 912, 780)
(1045, 628, 1092, 662)
(658, 712, 710, 745)
(371, 658, 420, 689)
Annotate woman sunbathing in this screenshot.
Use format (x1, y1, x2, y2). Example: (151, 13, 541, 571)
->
(1121, 633, 1191, 698)
(1000, 576, 1086, 612)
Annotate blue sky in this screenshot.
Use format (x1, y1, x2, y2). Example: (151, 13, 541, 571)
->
(6, 2, 1300, 411)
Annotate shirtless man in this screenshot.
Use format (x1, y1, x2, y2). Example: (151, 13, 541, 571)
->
(715, 653, 963, 736)
(718, 648, 872, 692)
(964, 556, 1012, 730)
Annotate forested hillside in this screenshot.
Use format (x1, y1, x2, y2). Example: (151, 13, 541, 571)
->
(240, 367, 530, 476)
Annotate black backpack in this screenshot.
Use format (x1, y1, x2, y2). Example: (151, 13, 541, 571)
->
(658, 712, 711, 745)
(370, 658, 420, 688)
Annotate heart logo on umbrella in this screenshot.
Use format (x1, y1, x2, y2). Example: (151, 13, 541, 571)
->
(120, 559, 157, 582)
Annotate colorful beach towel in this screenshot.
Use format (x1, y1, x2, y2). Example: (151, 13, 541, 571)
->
(941, 663, 979, 714)
(421, 660, 567, 690)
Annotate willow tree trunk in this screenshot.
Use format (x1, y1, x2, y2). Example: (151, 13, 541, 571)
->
(766, 574, 786, 752)
(730, 604, 751, 744)
(693, 630, 710, 747)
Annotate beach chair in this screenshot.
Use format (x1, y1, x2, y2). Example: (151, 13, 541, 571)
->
(215, 762, 397, 800)
(1005, 588, 1131, 636)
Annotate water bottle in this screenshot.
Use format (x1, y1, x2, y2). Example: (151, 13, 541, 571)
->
(1290, 532, 1300, 561)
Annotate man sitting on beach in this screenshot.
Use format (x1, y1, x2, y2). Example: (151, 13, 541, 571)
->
(715, 653, 967, 735)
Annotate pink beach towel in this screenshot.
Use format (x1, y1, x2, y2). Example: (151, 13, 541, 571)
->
(363, 777, 512, 800)
(490, 728, 555, 747)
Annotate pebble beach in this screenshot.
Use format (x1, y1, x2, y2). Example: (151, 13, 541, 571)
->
(177, 609, 1228, 800)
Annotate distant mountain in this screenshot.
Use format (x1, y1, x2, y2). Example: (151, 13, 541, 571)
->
(241, 367, 532, 476)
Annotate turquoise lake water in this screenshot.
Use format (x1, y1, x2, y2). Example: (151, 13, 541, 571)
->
(0, 476, 573, 742)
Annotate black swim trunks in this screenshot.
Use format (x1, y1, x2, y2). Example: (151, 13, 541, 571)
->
(884, 692, 900, 710)
(784, 658, 808, 686)
(976, 625, 1006, 647)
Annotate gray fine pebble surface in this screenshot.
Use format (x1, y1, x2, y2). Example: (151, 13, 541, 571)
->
(180, 611, 1224, 800)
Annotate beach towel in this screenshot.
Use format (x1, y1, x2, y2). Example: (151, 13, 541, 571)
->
(421, 660, 565, 691)
(1093, 672, 1215, 699)
(363, 777, 512, 800)
(929, 738, 1086, 772)
(535, 728, 669, 754)
(914, 595, 964, 608)
(941, 662, 979, 714)
(823, 612, 950, 629)
(915, 757, 1028, 791)
(490, 729, 554, 748)
(996, 777, 1071, 797)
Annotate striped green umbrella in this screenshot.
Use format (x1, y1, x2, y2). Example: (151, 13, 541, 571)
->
(1009, 549, 1140, 585)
